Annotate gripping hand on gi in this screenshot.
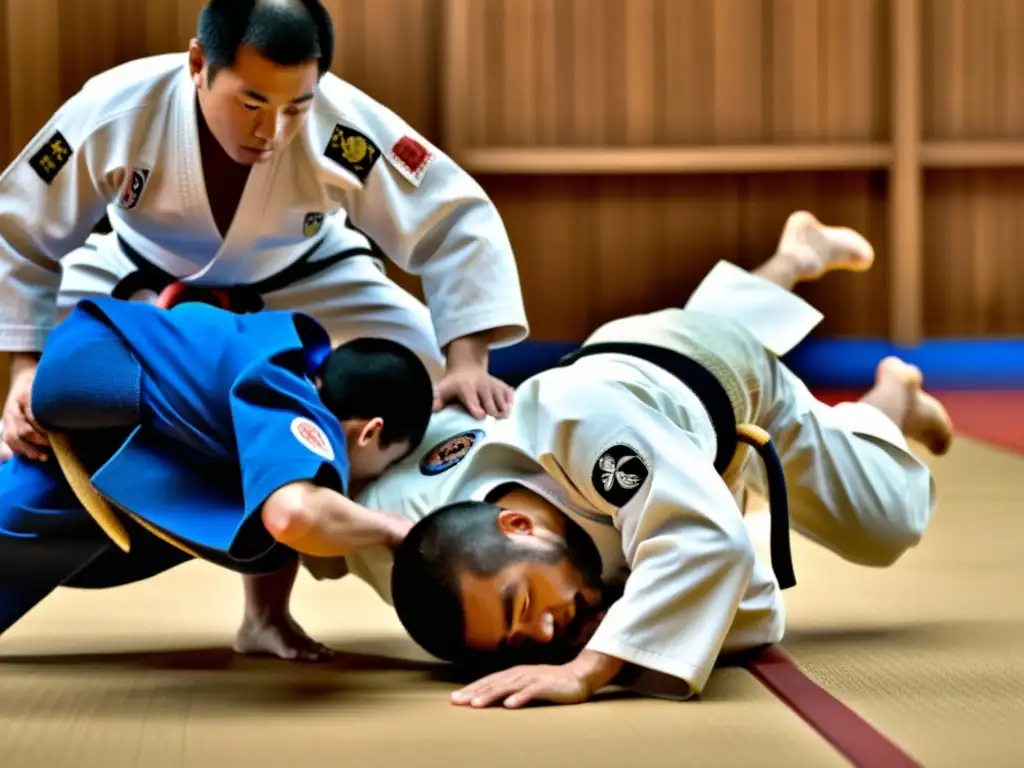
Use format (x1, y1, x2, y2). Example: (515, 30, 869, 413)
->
(434, 332, 514, 419)
(2, 354, 50, 462)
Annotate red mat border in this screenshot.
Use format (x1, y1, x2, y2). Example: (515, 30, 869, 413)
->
(747, 647, 921, 768)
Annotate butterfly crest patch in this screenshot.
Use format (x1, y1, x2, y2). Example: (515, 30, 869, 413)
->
(419, 429, 484, 476)
(592, 444, 649, 507)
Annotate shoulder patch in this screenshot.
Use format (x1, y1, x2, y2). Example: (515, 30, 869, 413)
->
(387, 136, 435, 187)
(324, 124, 381, 182)
(419, 429, 485, 476)
(29, 131, 74, 185)
(116, 168, 151, 210)
(303, 212, 325, 237)
(591, 443, 649, 507)
(290, 417, 336, 461)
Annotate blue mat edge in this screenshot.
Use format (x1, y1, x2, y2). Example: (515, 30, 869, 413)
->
(490, 338, 1024, 390)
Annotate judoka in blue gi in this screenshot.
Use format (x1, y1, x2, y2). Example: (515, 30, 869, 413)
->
(0, 296, 434, 641)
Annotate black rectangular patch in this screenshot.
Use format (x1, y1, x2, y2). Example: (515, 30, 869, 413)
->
(29, 131, 74, 185)
(324, 124, 380, 183)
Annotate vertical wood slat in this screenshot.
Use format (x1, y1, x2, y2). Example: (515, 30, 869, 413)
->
(440, 0, 470, 156)
(889, 0, 923, 345)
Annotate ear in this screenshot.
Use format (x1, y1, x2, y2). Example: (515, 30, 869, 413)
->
(496, 509, 536, 536)
(356, 417, 384, 448)
(187, 40, 206, 85)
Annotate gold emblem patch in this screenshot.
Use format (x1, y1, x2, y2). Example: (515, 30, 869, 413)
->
(419, 429, 485, 476)
(324, 124, 380, 182)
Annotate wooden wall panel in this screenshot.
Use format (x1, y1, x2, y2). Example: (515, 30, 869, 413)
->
(455, 0, 889, 148)
(483, 172, 890, 340)
(923, 170, 1024, 336)
(922, 0, 1024, 141)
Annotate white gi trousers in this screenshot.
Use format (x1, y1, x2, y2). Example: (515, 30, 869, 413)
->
(57, 231, 446, 383)
(584, 261, 937, 653)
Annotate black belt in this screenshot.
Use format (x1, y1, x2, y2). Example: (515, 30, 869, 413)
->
(111, 235, 375, 313)
(558, 341, 796, 590)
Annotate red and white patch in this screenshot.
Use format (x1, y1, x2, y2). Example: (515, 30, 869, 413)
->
(290, 417, 335, 461)
(388, 136, 434, 185)
(116, 167, 151, 210)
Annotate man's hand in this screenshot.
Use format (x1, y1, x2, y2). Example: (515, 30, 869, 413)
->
(434, 366, 513, 419)
(434, 332, 513, 419)
(2, 353, 49, 462)
(450, 650, 625, 709)
(450, 663, 592, 709)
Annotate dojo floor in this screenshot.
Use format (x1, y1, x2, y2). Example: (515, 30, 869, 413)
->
(2, 395, 1022, 767)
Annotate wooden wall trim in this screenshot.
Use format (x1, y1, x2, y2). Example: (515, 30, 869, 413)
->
(890, 0, 924, 345)
(440, 0, 470, 158)
(460, 143, 892, 174)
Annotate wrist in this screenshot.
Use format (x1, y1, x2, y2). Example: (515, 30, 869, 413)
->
(444, 332, 491, 370)
(568, 649, 625, 694)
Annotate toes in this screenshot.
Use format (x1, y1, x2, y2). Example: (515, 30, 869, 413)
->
(827, 227, 875, 270)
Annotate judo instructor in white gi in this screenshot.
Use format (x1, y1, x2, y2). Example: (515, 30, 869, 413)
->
(305, 211, 954, 707)
(0, 0, 525, 659)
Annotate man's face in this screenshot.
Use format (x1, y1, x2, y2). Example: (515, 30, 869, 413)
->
(456, 507, 605, 657)
(190, 41, 319, 165)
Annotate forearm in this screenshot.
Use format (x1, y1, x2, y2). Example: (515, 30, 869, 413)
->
(10, 351, 40, 376)
(262, 482, 409, 558)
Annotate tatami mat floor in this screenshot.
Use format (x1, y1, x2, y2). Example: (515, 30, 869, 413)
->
(1, 428, 1021, 766)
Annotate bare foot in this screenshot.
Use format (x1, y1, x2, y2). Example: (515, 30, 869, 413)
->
(233, 613, 336, 662)
(776, 210, 875, 281)
(875, 357, 954, 456)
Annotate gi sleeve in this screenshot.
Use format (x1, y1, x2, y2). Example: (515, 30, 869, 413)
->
(0, 89, 115, 351)
(229, 357, 352, 520)
(341, 131, 528, 351)
(544, 404, 757, 696)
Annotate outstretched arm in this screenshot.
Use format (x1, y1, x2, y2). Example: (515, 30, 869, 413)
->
(261, 480, 411, 557)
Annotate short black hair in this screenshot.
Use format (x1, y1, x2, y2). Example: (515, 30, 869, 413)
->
(197, 0, 334, 81)
(318, 336, 434, 452)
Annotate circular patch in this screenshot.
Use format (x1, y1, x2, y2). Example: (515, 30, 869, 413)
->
(419, 429, 485, 476)
(290, 417, 336, 461)
(591, 444, 649, 507)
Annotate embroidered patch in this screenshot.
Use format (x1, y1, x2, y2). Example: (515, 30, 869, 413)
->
(419, 429, 485, 476)
(117, 168, 151, 210)
(591, 444, 649, 507)
(303, 212, 325, 237)
(29, 131, 74, 185)
(389, 136, 434, 184)
(324, 124, 380, 182)
(290, 417, 336, 461)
